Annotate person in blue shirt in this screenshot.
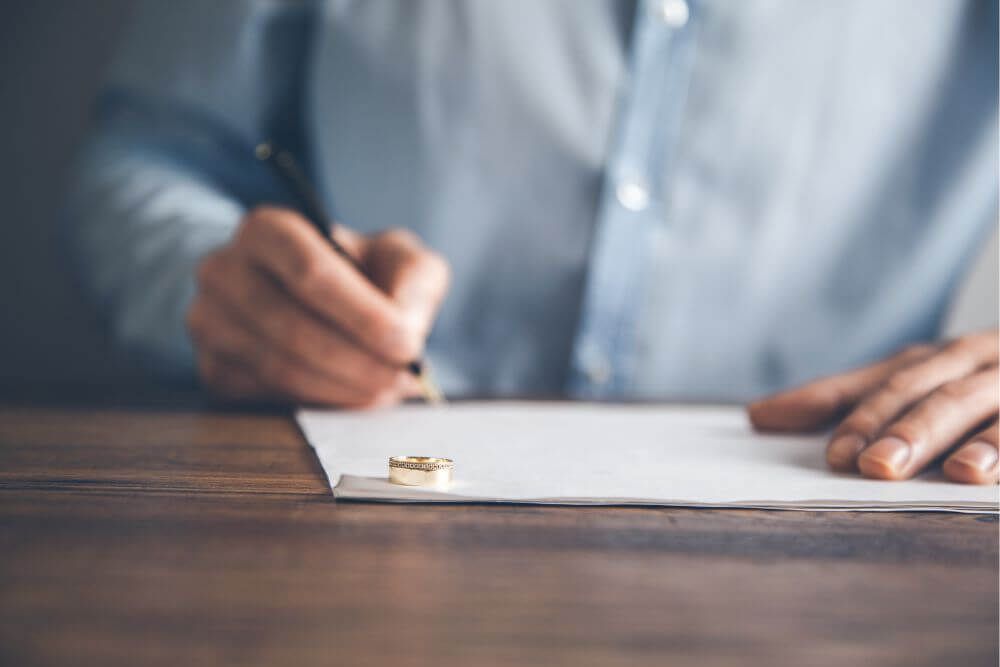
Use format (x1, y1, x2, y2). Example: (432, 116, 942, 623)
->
(65, 1, 998, 483)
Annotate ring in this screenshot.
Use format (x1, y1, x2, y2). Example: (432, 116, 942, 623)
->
(388, 456, 454, 488)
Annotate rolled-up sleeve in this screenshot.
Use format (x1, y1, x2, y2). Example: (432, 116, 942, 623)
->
(63, 0, 310, 378)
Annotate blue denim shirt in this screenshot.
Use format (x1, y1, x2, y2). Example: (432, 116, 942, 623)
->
(65, 0, 998, 401)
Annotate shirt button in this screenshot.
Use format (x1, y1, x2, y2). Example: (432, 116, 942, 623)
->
(616, 178, 650, 212)
(656, 0, 689, 28)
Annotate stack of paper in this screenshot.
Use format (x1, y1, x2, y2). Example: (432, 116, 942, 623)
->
(297, 402, 999, 514)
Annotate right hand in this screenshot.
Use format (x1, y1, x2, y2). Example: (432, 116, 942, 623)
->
(187, 206, 450, 408)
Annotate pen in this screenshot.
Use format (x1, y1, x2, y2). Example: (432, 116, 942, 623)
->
(255, 141, 445, 405)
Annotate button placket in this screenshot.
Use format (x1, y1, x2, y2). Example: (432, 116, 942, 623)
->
(567, 0, 701, 398)
(656, 0, 690, 28)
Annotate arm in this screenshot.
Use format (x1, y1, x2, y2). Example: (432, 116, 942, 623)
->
(63, 0, 307, 377)
(64, 1, 450, 405)
(750, 330, 999, 484)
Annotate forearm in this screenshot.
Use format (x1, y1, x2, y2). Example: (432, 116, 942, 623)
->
(61, 0, 311, 378)
(63, 127, 245, 377)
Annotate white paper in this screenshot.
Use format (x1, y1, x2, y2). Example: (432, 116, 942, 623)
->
(297, 402, 999, 514)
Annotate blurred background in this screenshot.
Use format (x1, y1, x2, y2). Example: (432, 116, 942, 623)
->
(0, 1, 996, 398)
(0, 0, 141, 395)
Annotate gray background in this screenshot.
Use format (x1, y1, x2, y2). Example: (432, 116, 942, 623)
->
(0, 0, 139, 393)
(0, 1, 995, 395)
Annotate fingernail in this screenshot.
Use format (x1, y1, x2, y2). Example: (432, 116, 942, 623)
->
(858, 437, 911, 479)
(827, 434, 866, 470)
(950, 441, 999, 473)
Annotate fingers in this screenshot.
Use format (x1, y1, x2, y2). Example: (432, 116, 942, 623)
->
(189, 291, 397, 407)
(856, 368, 999, 480)
(189, 207, 450, 407)
(825, 340, 997, 470)
(747, 344, 936, 432)
(943, 422, 999, 485)
(235, 207, 424, 365)
(195, 248, 413, 397)
(193, 308, 401, 408)
(190, 248, 421, 407)
(366, 228, 450, 339)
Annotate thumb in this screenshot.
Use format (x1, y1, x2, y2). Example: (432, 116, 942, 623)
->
(365, 228, 451, 343)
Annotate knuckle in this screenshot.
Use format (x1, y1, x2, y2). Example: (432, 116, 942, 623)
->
(884, 370, 918, 395)
(942, 336, 977, 358)
(252, 204, 284, 218)
(196, 251, 226, 290)
(356, 308, 391, 340)
(294, 254, 328, 293)
(244, 205, 284, 227)
(901, 343, 935, 359)
(808, 382, 845, 414)
(936, 378, 976, 402)
(839, 406, 883, 437)
(382, 226, 420, 247)
(237, 208, 270, 242)
(884, 420, 925, 447)
(960, 331, 992, 347)
(238, 206, 299, 248)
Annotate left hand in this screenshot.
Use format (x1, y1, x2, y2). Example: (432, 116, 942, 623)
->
(747, 330, 999, 484)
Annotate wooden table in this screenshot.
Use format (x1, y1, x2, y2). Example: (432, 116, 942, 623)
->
(0, 400, 996, 666)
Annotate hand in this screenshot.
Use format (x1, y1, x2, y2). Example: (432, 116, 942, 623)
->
(748, 330, 999, 484)
(187, 206, 450, 408)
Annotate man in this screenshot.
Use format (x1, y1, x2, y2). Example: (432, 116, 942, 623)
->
(65, 0, 998, 483)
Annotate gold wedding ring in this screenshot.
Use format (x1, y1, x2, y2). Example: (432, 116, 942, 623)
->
(388, 456, 454, 488)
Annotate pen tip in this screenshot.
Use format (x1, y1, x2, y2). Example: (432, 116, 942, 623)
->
(254, 142, 273, 160)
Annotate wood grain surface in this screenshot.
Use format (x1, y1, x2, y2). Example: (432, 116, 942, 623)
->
(0, 402, 996, 667)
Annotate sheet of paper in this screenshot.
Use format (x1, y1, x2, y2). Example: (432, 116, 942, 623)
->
(297, 402, 999, 514)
